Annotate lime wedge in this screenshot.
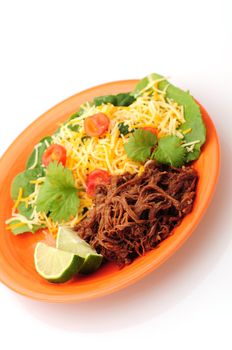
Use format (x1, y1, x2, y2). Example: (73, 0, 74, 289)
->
(56, 226, 103, 274)
(34, 242, 84, 283)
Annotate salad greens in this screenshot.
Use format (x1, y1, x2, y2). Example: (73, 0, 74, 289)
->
(36, 161, 80, 223)
(10, 166, 46, 233)
(67, 124, 81, 132)
(17, 202, 33, 219)
(11, 166, 44, 200)
(133, 73, 206, 162)
(124, 129, 157, 162)
(68, 109, 84, 121)
(8, 72, 206, 236)
(94, 93, 135, 107)
(26, 136, 52, 170)
(9, 220, 46, 235)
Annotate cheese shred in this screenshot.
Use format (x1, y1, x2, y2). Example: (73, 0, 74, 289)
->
(6, 79, 199, 236)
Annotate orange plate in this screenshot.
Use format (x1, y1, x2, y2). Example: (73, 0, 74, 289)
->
(0, 80, 220, 302)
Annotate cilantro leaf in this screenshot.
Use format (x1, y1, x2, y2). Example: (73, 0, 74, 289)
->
(118, 122, 130, 136)
(152, 135, 187, 167)
(36, 162, 80, 223)
(124, 129, 157, 162)
(133, 73, 206, 162)
(81, 136, 91, 143)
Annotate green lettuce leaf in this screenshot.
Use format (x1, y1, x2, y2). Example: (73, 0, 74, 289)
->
(133, 73, 206, 162)
(11, 166, 44, 200)
(68, 109, 84, 121)
(26, 136, 52, 169)
(67, 124, 81, 132)
(94, 93, 135, 107)
(17, 202, 33, 219)
(8, 221, 46, 235)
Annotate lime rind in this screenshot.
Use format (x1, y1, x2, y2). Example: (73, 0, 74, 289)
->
(79, 253, 103, 275)
(56, 226, 103, 274)
(34, 242, 84, 283)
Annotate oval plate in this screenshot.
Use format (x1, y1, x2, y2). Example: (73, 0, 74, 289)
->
(0, 80, 220, 302)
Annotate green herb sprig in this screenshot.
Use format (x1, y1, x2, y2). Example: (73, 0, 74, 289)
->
(36, 162, 80, 223)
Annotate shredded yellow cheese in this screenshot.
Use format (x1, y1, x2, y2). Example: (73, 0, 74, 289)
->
(12, 187, 23, 211)
(28, 143, 42, 170)
(183, 128, 192, 135)
(7, 79, 190, 235)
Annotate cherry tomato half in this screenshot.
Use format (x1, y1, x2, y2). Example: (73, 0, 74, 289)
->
(143, 126, 158, 136)
(84, 113, 110, 137)
(42, 144, 67, 167)
(86, 169, 111, 196)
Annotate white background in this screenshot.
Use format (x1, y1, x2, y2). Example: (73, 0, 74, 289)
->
(0, 0, 232, 349)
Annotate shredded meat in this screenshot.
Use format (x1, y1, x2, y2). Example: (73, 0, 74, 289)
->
(75, 161, 198, 267)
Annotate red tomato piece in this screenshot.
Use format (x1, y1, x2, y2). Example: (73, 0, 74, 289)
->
(42, 144, 67, 167)
(84, 113, 110, 137)
(143, 126, 158, 136)
(86, 169, 111, 196)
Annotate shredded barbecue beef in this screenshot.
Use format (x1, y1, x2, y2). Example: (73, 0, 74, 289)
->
(75, 161, 198, 267)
